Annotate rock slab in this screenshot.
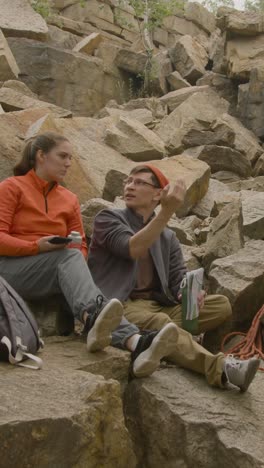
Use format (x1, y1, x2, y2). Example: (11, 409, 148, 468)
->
(125, 367, 264, 468)
(0, 366, 136, 468)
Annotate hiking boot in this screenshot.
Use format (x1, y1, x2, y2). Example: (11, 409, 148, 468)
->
(85, 295, 123, 352)
(131, 323, 179, 378)
(223, 355, 260, 392)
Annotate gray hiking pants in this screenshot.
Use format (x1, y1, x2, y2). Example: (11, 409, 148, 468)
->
(0, 249, 138, 349)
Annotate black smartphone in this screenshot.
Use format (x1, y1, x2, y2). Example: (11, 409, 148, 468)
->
(48, 236, 73, 245)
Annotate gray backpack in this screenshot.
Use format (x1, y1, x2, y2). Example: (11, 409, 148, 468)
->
(0, 276, 43, 369)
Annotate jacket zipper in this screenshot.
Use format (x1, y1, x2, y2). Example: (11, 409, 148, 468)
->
(43, 184, 56, 214)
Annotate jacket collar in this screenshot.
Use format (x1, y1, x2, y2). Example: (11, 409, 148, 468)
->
(26, 169, 58, 193)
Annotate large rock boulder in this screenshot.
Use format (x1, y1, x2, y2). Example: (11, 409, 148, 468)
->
(104, 116, 166, 162)
(0, 86, 72, 117)
(73, 32, 103, 55)
(41, 335, 131, 383)
(61, 0, 124, 37)
(47, 24, 81, 49)
(98, 106, 154, 126)
(209, 240, 264, 328)
(217, 7, 264, 36)
(185, 2, 216, 34)
(2, 79, 37, 98)
(81, 198, 114, 237)
(0, 339, 135, 468)
(228, 176, 264, 192)
(197, 71, 237, 115)
(169, 35, 208, 84)
(0, 0, 48, 41)
(53, 116, 134, 202)
(47, 13, 130, 47)
(26, 296, 73, 337)
(181, 244, 202, 270)
(237, 68, 264, 140)
(210, 29, 227, 74)
(160, 85, 209, 112)
(0, 30, 20, 81)
(149, 51, 173, 95)
(225, 34, 264, 81)
(115, 49, 148, 75)
(220, 113, 263, 166)
(184, 145, 252, 178)
(242, 191, 264, 240)
(253, 154, 264, 176)
(155, 90, 229, 154)
(8, 37, 123, 116)
(122, 97, 167, 121)
(192, 178, 232, 218)
(203, 200, 244, 271)
(163, 14, 208, 38)
(166, 70, 191, 91)
(182, 119, 235, 148)
(124, 366, 264, 468)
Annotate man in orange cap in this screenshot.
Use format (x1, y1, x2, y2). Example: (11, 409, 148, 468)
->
(88, 164, 260, 391)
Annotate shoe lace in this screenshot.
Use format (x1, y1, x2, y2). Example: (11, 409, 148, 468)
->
(225, 354, 241, 371)
(82, 295, 104, 335)
(95, 294, 104, 317)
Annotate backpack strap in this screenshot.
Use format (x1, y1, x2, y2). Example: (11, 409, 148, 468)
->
(1, 336, 43, 370)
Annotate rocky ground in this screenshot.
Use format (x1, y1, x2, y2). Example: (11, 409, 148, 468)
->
(0, 0, 264, 466)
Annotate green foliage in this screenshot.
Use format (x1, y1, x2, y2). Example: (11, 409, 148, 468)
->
(30, 0, 50, 18)
(201, 0, 234, 14)
(117, 0, 184, 97)
(31, 0, 86, 18)
(118, 0, 184, 31)
(244, 0, 264, 11)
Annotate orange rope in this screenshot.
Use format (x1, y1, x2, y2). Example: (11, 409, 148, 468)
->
(221, 305, 264, 371)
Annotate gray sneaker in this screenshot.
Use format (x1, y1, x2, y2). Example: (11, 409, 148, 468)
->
(86, 297, 123, 352)
(223, 356, 260, 392)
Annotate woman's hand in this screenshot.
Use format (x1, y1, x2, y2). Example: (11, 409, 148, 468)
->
(37, 236, 68, 253)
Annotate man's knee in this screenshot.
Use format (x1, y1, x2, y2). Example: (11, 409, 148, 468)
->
(149, 312, 172, 330)
(216, 295, 232, 322)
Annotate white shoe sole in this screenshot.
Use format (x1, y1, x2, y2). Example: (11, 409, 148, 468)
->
(87, 299, 123, 352)
(133, 323, 179, 378)
(240, 358, 260, 392)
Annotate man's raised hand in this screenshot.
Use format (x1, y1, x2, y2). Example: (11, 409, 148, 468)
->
(160, 179, 186, 215)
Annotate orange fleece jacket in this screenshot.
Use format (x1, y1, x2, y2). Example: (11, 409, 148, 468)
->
(0, 169, 88, 258)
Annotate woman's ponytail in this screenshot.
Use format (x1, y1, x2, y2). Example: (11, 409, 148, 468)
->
(13, 140, 35, 176)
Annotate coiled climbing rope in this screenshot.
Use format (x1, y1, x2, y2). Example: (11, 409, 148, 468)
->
(221, 304, 264, 371)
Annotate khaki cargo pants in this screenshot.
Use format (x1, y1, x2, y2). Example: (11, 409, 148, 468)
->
(124, 295, 232, 387)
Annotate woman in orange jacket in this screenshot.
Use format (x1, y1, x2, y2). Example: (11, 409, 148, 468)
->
(0, 132, 179, 377)
(0, 132, 127, 352)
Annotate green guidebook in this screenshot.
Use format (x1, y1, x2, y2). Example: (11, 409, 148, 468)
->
(180, 268, 204, 334)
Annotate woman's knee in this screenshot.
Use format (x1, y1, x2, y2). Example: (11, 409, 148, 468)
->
(58, 248, 85, 264)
